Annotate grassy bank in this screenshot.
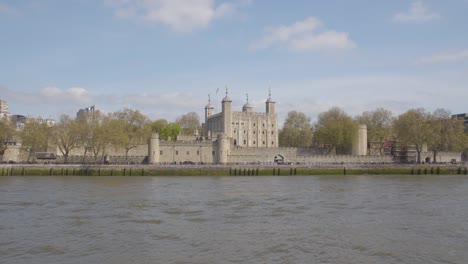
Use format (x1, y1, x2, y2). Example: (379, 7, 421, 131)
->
(1, 165, 467, 176)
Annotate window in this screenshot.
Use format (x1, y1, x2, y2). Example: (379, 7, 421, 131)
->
(262, 131, 265, 134)
(234, 130, 236, 134)
(254, 131, 256, 134)
(244, 140, 246, 145)
(253, 123, 256, 126)
(272, 124, 274, 127)
(212, 151, 215, 155)
(271, 131, 274, 135)
(160, 151, 163, 155)
(271, 141, 274, 145)
(253, 141, 256, 144)
(176, 150, 179, 155)
(244, 130, 246, 134)
(187, 151, 190, 155)
(197, 150, 200, 155)
(263, 141, 265, 145)
(263, 123, 265, 127)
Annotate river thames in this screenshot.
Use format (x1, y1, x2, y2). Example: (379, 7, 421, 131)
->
(1, 175, 467, 263)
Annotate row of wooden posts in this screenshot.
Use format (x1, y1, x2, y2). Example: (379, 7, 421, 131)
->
(1, 166, 468, 176)
(0, 167, 144, 176)
(229, 167, 298, 176)
(410, 166, 468, 175)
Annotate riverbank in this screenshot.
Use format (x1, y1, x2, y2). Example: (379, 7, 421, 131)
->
(1, 164, 467, 176)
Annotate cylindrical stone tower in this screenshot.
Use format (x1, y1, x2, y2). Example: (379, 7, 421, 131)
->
(216, 133, 229, 164)
(353, 125, 368, 156)
(148, 133, 160, 164)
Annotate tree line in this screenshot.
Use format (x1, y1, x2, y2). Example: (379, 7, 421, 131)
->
(1, 106, 467, 164)
(279, 107, 468, 163)
(0, 109, 201, 163)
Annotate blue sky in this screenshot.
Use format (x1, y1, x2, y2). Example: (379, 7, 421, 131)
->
(1, 0, 467, 124)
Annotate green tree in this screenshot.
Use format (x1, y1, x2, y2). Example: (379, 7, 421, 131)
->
(278, 111, 313, 147)
(393, 108, 432, 163)
(315, 107, 357, 155)
(20, 119, 51, 162)
(112, 108, 151, 162)
(176, 112, 201, 135)
(355, 108, 393, 155)
(0, 118, 17, 155)
(428, 109, 467, 163)
(160, 123, 183, 141)
(148, 119, 169, 134)
(52, 114, 81, 163)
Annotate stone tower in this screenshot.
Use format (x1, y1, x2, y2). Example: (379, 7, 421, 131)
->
(204, 95, 214, 122)
(222, 88, 232, 138)
(353, 125, 368, 156)
(265, 89, 275, 115)
(216, 133, 229, 164)
(148, 133, 160, 164)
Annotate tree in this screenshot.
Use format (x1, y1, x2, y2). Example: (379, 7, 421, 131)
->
(393, 108, 432, 163)
(278, 111, 313, 147)
(20, 119, 51, 162)
(315, 107, 357, 155)
(52, 114, 81, 163)
(0, 118, 17, 155)
(160, 123, 183, 141)
(176, 112, 201, 135)
(148, 119, 169, 134)
(112, 108, 151, 162)
(428, 109, 467, 163)
(355, 108, 393, 155)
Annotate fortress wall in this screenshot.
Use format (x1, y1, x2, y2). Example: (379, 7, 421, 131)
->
(421, 151, 461, 163)
(228, 146, 393, 164)
(158, 142, 214, 164)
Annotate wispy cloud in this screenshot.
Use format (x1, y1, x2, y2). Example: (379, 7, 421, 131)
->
(105, 0, 241, 32)
(393, 0, 440, 23)
(250, 17, 355, 52)
(0, 86, 204, 120)
(418, 49, 468, 64)
(0, 3, 18, 16)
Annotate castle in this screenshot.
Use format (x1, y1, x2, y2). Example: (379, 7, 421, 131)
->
(3, 93, 461, 164)
(147, 90, 383, 165)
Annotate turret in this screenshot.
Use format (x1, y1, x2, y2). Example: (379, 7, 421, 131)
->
(216, 133, 229, 164)
(204, 94, 214, 121)
(266, 89, 275, 115)
(222, 87, 232, 137)
(148, 133, 160, 164)
(242, 93, 253, 113)
(353, 125, 368, 156)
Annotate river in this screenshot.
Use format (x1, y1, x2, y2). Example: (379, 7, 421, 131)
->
(1, 175, 467, 263)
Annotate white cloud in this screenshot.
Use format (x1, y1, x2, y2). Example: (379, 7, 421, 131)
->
(40, 87, 94, 105)
(105, 0, 239, 32)
(0, 86, 206, 121)
(393, 0, 440, 23)
(250, 17, 355, 52)
(418, 49, 468, 64)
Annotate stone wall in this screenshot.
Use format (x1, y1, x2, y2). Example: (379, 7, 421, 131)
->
(228, 146, 392, 164)
(158, 141, 214, 164)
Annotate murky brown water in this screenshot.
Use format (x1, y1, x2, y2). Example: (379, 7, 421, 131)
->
(1, 175, 467, 264)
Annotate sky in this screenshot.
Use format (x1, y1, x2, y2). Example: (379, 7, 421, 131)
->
(1, 0, 468, 124)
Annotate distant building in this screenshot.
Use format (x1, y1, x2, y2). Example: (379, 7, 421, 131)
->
(0, 99, 10, 119)
(10, 115, 55, 130)
(77, 106, 95, 119)
(452, 113, 468, 132)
